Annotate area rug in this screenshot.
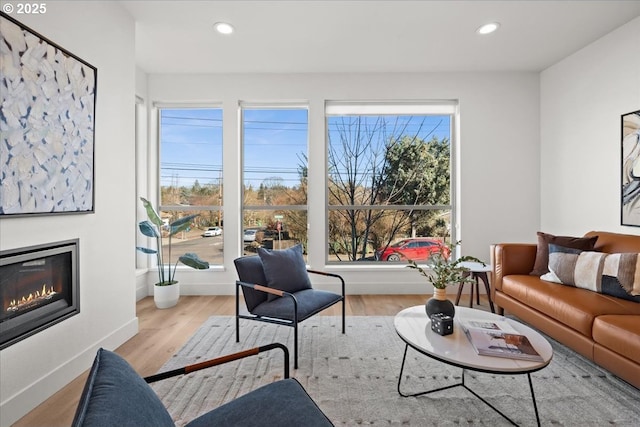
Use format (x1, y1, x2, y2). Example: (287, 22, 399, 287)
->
(151, 316, 640, 426)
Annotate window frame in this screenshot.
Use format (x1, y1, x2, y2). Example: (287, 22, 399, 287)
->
(324, 100, 458, 265)
(156, 103, 225, 266)
(240, 102, 310, 255)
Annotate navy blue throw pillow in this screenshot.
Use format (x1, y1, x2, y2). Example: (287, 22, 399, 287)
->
(257, 244, 311, 300)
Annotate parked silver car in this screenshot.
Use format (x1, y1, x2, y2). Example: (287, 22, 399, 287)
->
(243, 229, 257, 242)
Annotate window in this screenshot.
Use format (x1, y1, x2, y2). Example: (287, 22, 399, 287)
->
(326, 101, 456, 263)
(241, 105, 308, 258)
(158, 107, 223, 265)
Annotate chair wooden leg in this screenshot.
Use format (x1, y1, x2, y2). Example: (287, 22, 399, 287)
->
(477, 272, 495, 313)
(455, 282, 464, 306)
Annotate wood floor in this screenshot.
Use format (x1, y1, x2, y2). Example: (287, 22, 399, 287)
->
(13, 294, 492, 426)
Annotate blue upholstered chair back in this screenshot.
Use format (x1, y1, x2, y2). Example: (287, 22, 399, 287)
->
(73, 348, 335, 427)
(72, 349, 174, 427)
(234, 256, 269, 311)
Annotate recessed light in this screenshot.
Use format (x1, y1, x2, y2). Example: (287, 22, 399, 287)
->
(476, 22, 500, 35)
(214, 22, 234, 35)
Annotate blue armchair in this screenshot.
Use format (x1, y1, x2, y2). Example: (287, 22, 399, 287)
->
(72, 343, 333, 426)
(234, 245, 345, 369)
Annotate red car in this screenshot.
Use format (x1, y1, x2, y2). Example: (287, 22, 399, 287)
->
(376, 238, 449, 262)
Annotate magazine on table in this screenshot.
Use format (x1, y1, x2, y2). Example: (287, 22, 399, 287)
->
(460, 318, 543, 362)
(459, 318, 519, 334)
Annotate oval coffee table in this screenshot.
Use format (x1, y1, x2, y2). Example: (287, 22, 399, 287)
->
(394, 306, 553, 426)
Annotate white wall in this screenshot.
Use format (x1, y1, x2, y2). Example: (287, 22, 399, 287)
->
(135, 68, 151, 300)
(147, 72, 541, 294)
(0, 3, 138, 425)
(541, 17, 640, 235)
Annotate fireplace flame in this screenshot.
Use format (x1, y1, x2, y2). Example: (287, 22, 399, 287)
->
(6, 284, 57, 312)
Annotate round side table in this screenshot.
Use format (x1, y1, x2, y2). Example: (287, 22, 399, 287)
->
(454, 261, 495, 313)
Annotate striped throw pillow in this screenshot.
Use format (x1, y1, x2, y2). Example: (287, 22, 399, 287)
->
(541, 244, 640, 302)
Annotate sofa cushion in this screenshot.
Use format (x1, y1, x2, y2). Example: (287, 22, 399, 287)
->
(592, 315, 640, 363)
(258, 244, 312, 301)
(542, 245, 640, 303)
(72, 348, 174, 427)
(529, 231, 598, 276)
(501, 275, 640, 336)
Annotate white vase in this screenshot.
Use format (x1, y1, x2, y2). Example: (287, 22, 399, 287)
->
(154, 281, 180, 309)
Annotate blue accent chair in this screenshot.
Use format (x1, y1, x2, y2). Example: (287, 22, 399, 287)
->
(72, 343, 333, 427)
(234, 249, 345, 369)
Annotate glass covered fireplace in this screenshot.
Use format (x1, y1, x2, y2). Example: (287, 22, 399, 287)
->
(0, 239, 79, 349)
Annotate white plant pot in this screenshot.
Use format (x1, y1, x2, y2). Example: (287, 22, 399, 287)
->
(154, 281, 180, 309)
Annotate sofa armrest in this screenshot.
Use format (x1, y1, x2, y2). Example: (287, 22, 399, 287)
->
(492, 243, 537, 292)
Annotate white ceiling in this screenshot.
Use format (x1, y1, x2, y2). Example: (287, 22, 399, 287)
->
(121, 0, 640, 74)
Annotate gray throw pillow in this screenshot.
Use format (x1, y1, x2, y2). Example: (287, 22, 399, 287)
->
(257, 244, 311, 300)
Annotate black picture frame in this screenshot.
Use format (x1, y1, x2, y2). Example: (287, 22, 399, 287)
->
(0, 12, 97, 217)
(621, 109, 640, 226)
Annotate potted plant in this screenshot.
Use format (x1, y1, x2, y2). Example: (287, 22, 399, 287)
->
(406, 240, 484, 318)
(136, 197, 209, 309)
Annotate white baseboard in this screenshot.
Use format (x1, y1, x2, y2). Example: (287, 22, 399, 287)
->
(0, 317, 139, 427)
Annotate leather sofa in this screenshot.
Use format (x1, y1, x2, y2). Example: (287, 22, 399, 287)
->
(492, 231, 640, 389)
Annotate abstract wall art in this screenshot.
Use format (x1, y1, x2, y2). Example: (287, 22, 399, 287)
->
(0, 12, 97, 216)
(622, 109, 640, 226)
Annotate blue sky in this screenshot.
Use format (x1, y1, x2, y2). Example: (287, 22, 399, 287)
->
(160, 108, 450, 189)
(160, 108, 223, 188)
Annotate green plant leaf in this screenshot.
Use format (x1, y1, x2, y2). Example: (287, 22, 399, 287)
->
(136, 246, 157, 254)
(140, 197, 163, 228)
(138, 220, 159, 238)
(169, 214, 199, 236)
(178, 253, 210, 270)
(406, 240, 486, 289)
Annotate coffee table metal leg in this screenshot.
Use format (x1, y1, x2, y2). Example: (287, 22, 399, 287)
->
(397, 345, 541, 426)
(460, 369, 518, 426)
(397, 344, 461, 397)
(528, 372, 541, 427)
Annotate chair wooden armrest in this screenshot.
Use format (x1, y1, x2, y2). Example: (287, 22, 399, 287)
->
(144, 342, 289, 384)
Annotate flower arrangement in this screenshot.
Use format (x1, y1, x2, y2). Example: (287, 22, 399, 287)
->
(136, 197, 209, 286)
(406, 240, 484, 289)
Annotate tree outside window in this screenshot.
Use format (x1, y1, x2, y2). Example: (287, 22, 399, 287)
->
(326, 103, 454, 262)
